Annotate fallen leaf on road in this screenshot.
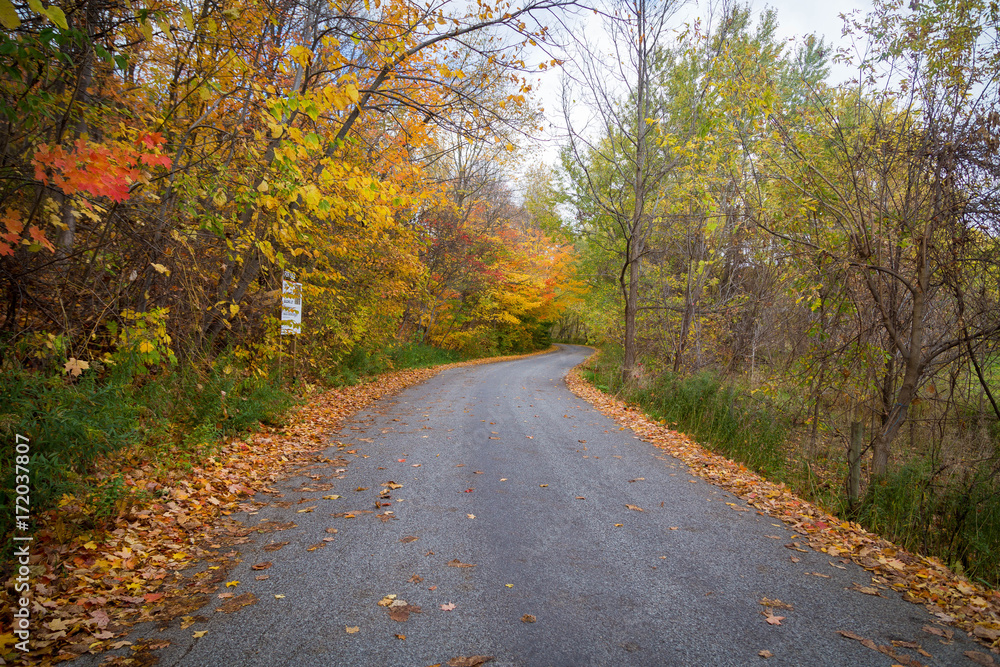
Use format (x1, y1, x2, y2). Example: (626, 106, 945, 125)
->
(614, 523, 623, 527)
(625, 504, 644, 512)
(848, 583, 882, 596)
(322, 495, 341, 500)
(263, 541, 290, 552)
(922, 625, 954, 640)
(628, 478, 645, 482)
(345, 626, 359, 634)
(255, 575, 269, 580)
(377, 594, 398, 607)
(395, 634, 406, 640)
(251, 562, 272, 570)
(467, 514, 476, 519)
(805, 571, 830, 578)
(446, 559, 475, 568)
(758, 650, 773, 658)
(576, 496, 585, 499)
(383, 481, 403, 490)
(296, 506, 316, 513)
(447, 656, 492, 666)
(965, 651, 996, 666)
(973, 625, 1000, 642)
(669, 527, 678, 530)
(274, 594, 285, 599)
(355, 487, 368, 492)
(440, 602, 456, 611)
(193, 630, 208, 638)
(216, 592, 257, 614)
(759, 598, 794, 611)
(388, 604, 422, 622)
(401, 536, 419, 543)
(464, 488, 474, 493)
(764, 614, 784, 626)
(326, 527, 338, 534)
(306, 542, 326, 551)
(521, 614, 536, 623)
(409, 574, 423, 583)
(225, 580, 239, 588)
(539, 484, 548, 487)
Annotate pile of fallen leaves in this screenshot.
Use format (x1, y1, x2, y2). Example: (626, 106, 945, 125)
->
(0, 348, 553, 665)
(566, 363, 1000, 655)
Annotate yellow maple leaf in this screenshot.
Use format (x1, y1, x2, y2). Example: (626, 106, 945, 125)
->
(63, 357, 90, 377)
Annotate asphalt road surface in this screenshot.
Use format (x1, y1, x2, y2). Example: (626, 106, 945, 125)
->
(76, 344, 984, 666)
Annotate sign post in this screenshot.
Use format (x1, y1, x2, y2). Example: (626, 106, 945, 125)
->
(281, 271, 302, 380)
(281, 271, 302, 336)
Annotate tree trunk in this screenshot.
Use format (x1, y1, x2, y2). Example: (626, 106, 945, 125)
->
(871, 245, 929, 476)
(621, 248, 641, 384)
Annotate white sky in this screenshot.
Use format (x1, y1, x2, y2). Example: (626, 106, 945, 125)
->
(520, 0, 873, 168)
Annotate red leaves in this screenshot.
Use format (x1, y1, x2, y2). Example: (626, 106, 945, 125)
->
(135, 131, 166, 150)
(32, 135, 172, 204)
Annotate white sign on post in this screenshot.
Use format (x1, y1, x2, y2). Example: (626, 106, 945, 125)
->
(281, 271, 302, 335)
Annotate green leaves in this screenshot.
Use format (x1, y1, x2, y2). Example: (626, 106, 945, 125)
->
(26, 0, 67, 29)
(0, 0, 20, 29)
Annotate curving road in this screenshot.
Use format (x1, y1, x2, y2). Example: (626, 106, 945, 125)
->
(77, 345, 983, 666)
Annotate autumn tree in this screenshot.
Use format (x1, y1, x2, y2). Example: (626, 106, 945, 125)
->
(740, 0, 1000, 475)
(559, 0, 686, 382)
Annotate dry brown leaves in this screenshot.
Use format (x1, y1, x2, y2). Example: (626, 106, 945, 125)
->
(565, 361, 1000, 651)
(1, 348, 556, 664)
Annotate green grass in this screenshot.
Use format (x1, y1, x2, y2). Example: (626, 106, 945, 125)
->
(0, 350, 298, 537)
(583, 347, 787, 477)
(851, 460, 1000, 588)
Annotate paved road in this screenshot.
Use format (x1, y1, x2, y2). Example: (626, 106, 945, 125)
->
(77, 345, 983, 666)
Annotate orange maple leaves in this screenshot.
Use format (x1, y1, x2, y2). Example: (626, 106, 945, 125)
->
(0, 208, 53, 256)
(33, 134, 171, 204)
